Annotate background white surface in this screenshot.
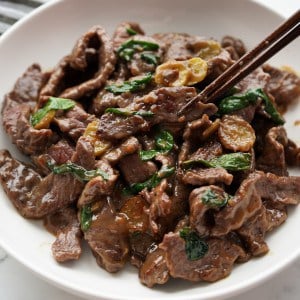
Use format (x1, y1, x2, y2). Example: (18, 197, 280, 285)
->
(0, 0, 299, 299)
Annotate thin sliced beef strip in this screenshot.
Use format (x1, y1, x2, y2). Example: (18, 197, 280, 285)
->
(44, 206, 82, 262)
(118, 153, 157, 185)
(84, 199, 129, 273)
(160, 232, 245, 282)
(256, 126, 289, 176)
(54, 104, 95, 141)
(263, 64, 300, 113)
(182, 167, 233, 186)
(212, 171, 300, 236)
(139, 247, 169, 287)
(40, 25, 116, 103)
(2, 65, 58, 155)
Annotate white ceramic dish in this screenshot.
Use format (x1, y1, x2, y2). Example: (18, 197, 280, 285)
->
(0, 1, 299, 300)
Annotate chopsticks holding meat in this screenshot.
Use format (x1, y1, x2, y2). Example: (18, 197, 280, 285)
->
(178, 9, 300, 115)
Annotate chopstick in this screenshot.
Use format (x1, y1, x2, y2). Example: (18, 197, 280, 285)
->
(178, 9, 300, 115)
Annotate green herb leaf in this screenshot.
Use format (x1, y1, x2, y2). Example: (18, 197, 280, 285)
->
(117, 39, 159, 61)
(179, 227, 208, 261)
(123, 165, 175, 195)
(30, 97, 75, 127)
(126, 27, 138, 36)
(105, 73, 152, 94)
(218, 88, 284, 125)
(141, 53, 159, 65)
(105, 107, 154, 117)
(48, 162, 109, 182)
(80, 205, 93, 231)
(138, 149, 158, 161)
(255, 88, 285, 125)
(201, 189, 230, 208)
(139, 130, 174, 161)
(182, 152, 251, 171)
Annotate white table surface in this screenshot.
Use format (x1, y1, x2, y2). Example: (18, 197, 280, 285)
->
(0, 0, 299, 299)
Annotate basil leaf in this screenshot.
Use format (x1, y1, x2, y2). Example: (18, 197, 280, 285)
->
(179, 227, 208, 261)
(105, 73, 152, 94)
(123, 165, 175, 195)
(155, 130, 174, 152)
(141, 53, 158, 65)
(139, 130, 174, 161)
(48, 161, 109, 182)
(201, 189, 230, 208)
(182, 152, 251, 171)
(139, 149, 158, 161)
(218, 90, 258, 114)
(218, 88, 284, 125)
(117, 40, 159, 61)
(30, 97, 75, 127)
(105, 107, 154, 117)
(255, 88, 285, 125)
(126, 27, 137, 36)
(80, 205, 92, 231)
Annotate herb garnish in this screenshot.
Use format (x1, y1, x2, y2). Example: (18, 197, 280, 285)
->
(105, 107, 154, 117)
(139, 130, 174, 161)
(123, 165, 175, 195)
(201, 189, 231, 208)
(218, 88, 284, 125)
(179, 227, 208, 261)
(126, 27, 138, 36)
(30, 97, 75, 127)
(141, 53, 159, 65)
(47, 161, 109, 182)
(80, 205, 93, 231)
(105, 73, 152, 94)
(117, 39, 159, 61)
(182, 152, 251, 171)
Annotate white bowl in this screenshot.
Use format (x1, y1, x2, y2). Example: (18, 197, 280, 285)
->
(0, 1, 299, 300)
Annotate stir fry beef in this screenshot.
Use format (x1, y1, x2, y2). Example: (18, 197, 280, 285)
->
(256, 126, 289, 176)
(160, 233, 245, 282)
(212, 171, 300, 237)
(182, 168, 233, 186)
(112, 22, 145, 50)
(139, 247, 170, 287)
(44, 206, 82, 262)
(118, 153, 157, 185)
(221, 36, 247, 60)
(263, 64, 300, 112)
(84, 200, 129, 273)
(98, 113, 150, 140)
(40, 26, 116, 103)
(31, 139, 75, 176)
(54, 104, 95, 141)
(2, 65, 58, 155)
(77, 161, 118, 207)
(0, 22, 300, 288)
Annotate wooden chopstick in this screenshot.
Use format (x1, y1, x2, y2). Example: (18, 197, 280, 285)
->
(178, 10, 300, 115)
